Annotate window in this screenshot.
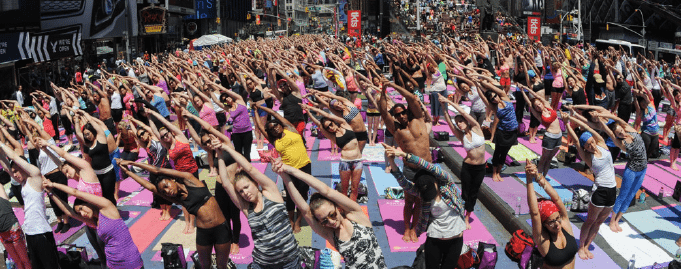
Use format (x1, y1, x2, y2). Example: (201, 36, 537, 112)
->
(1, 0, 19, 11)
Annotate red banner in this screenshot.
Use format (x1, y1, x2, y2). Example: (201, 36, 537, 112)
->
(348, 10, 361, 37)
(527, 16, 541, 40)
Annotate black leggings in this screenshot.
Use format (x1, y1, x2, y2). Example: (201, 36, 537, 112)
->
(10, 184, 23, 206)
(461, 163, 485, 212)
(617, 103, 632, 124)
(641, 132, 660, 158)
(513, 91, 526, 126)
(425, 236, 464, 269)
(232, 131, 253, 162)
(50, 114, 59, 141)
(45, 171, 69, 217)
(25, 232, 60, 269)
(97, 169, 118, 205)
(492, 145, 512, 167)
(215, 182, 241, 243)
(61, 115, 73, 136)
(85, 225, 106, 266)
(652, 89, 662, 111)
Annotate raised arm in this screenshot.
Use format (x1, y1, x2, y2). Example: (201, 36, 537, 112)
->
(147, 109, 189, 143)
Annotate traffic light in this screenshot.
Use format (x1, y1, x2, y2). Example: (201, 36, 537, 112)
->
(247, 13, 251, 20)
(606, 24, 609, 30)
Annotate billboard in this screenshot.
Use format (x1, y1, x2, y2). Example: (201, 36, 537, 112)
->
(40, 0, 138, 39)
(0, 0, 41, 32)
(545, 0, 562, 24)
(527, 17, 541, 40)
(522, 0, 544, 16)
(338, 0, 348, 23)
(184, 0, 217, 19)
(167, 0, 196, 15)
(0, 26, 84, 64)
(348, 10, 361, 37)
(140, 6, 168, 34)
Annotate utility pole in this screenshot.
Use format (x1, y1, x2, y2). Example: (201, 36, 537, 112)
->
(124, 0, 131, 63)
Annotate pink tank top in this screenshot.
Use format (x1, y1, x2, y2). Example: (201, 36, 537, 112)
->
(199, 103, 219, 127)
(77, 179, 103, 197)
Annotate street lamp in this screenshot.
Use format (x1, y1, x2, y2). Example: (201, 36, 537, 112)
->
(635, 9, 645, 41)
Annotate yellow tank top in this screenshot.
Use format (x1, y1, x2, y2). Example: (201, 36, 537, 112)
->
(275, 130, 311, 169)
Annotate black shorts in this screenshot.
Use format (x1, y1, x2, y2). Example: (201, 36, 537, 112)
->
(112, 108, 123, 122)
(673, 132, 681, 149)
(542, 132, 562, 150)
(553, 87, 565, 94)
(196, 221, 232, 246)
(285, 163, 312, 211)
(216, 112, 227, 127)
(366, 112, 380, 117)
(591, 186, 616, 207)
(356, 131, 368, 142)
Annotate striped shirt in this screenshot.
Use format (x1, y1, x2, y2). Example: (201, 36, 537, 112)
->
(247, 198, 299, 265)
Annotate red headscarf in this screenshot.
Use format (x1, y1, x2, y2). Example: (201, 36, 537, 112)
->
(538, 199, 559, 222)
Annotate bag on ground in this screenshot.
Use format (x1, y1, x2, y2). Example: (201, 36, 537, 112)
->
(505, 230, 534, 262)
(477, 242, 498, 269)
(571, 189, 591, 212)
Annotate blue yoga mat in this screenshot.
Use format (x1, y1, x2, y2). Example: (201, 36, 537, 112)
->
(624, 209, 681, 254)
(368, 164, 400, 197)
(548, 168, 593, 190)
(515, 173, 573, 201)
(653, 205, 681, 230)
(331, 162, 367, 185)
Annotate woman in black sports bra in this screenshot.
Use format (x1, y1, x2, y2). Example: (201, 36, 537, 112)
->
(310, 89, 369, 153)
(117, 160, 232, 269)
(303, 104, 364, 202)
(525, 161, 578, 268)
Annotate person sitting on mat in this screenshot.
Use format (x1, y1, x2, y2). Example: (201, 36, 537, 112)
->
(525, 160, 578, 269)
(383, 143, 467, 269)
(117, 159, 232, 269)
(302, 104, 364, 202)
(564, 113, 617, 260)
(439, 96, 485, 230)
(272, 159, 387, 269)
(42, 180, 143, 269)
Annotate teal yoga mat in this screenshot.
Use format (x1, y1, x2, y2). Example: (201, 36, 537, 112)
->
(623, 209, 681, 254)
(368, 164, 400, 197)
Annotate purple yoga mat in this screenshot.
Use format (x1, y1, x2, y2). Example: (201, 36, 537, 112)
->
(652, 160, 681, 177)
(547, 168, 593, 190)
(377, 199, 426, 252)
(517, 136, 544, 155)
(431, 124, 454, 135)
(124, 189, 153, 207)
(615, 165, 673, 197)
(317, 140, 340, 161)
(54, 219, 85, 244)
(645, 163, 681, 189)
(483, 176, 530, 215)
(524, 219, 618, 268)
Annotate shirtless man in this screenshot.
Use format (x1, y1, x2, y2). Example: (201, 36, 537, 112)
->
(379, 79, 432, 243)
(87, 80, 115, 136)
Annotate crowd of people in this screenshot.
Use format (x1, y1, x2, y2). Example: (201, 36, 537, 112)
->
(0, 25, 680, 269)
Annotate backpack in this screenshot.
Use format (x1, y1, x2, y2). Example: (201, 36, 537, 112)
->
(571, 189, 591, 212)
(477, 242, 498, 269)
(505, 230, 534, 262)
(412, 243, 426, 269)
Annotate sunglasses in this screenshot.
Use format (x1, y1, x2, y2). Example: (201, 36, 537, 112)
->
(319, 207, 338, 226)
(394, 110, 407, 116)
(138, 130, 147, 137)
(324, 122, 335, 130)
(545, 217, 561, 227)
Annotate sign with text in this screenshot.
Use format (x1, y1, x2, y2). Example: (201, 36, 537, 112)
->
(527, 16, 541, 40)
(140, 6, 167, 34)
(348, 10, 361, 37)
(184, 0, 216, 19)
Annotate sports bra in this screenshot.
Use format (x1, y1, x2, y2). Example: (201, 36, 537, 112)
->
(541, 108, 557, 127)
(335, 129, 357, 149)
(343, 106, 360, 124)
(182, 185, 212, 216)
(544, 228, 578, 266)
(463, 132, 485, 151)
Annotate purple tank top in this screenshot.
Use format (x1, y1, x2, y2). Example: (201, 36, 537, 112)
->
(231, 104, 253, 134)
(98, 213, 144, 269)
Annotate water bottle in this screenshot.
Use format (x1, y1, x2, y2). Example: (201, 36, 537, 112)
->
(5, 258, 15, 269)
(638, 192, 646, 204)
(516, 196, 522, 216)
(659, 187, 664, 199)
(627, 254, 636, 269)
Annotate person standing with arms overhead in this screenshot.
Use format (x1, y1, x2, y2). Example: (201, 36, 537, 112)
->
(379, 77, 432, 243)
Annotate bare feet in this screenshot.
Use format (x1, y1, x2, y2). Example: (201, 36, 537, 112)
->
(183, 225, 195, 234)
(492, 174, 504, 182)
(293, 223, 302, 234)
(465, 220, 472, 230)
(672, 163, 679, 171)
(402, 228, 412, 243)
(586, 249, 594, 259)
(230, 243, 240, 255)
(159, 212, 171, 221)
(410, 229, 419, 243)
(578, 247, 589, 260)
(609, 221, 619, 233)
(208, 170, 218, 177)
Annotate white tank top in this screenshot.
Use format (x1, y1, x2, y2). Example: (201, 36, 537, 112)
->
(427, 199, 466, 239)
(591, 146, 617, 189)
(463, 131, 485, 151)
(21, 183, 53, 235)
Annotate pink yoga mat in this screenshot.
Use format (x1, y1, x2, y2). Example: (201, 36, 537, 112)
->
(53, 219, 85, 244)
(483, 176, 530, 215)
(124, 189, 153, 207)
(150, 212, 256, 264)
(645, 163, 681, 189)
(129, 208, 180, 253)
(517, 136, 544, 155)
(318, 140, 340, 161)
(652, 160, 681, 178)
(464, 212, 497, 246)
(377, 199, 425, 252)
(615, 165, 674, 197)
(252, 163, 268, 174)
(431, 124, 454, 135)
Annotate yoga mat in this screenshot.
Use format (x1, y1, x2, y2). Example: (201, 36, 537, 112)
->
(377, 199, 426, 252)
(129, 208, 181, 253)
(483, 176, 530, 215)
(318, 140, 340, 161)
(53, 218, 85, 244)
(69, 210, 141, 260)
(624, 209, 681, 254)
(524, 219, 621, 268)
(431, 124, 454, 136)
(615, 165, 674, 198)
(362, 145, 386, 163)
(116, 178, 143, 200)
(514, 172, 573, 201)
(368, 164, 400, 197)
(517, 136, 544, 155)
(449, 141, 492, 160)
(547, 168, 594, 190)
(464, 212, 497, 246)
(124, 189, 153, 207)
(652, 204, 681, 230)
(645, 163, 680, 189)
(652, 160, 681, 178)
(486, 141, 538, 162)
(294, 225, 313, 247)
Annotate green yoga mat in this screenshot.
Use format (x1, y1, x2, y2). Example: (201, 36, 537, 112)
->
(486, 141, 538, 162)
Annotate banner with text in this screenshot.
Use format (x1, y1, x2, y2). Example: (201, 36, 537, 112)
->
(527, 16, 541, 40)
(348, 10, 361, 37)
